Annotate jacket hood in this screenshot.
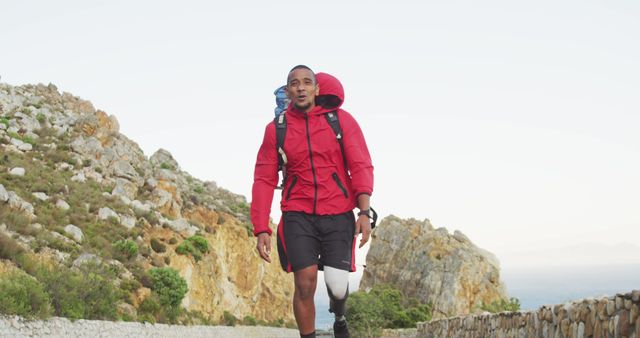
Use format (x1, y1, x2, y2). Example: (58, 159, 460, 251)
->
(316, 72, 344, 112)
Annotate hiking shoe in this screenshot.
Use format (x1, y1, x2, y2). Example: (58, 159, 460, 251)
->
(333, 320, 350, 338)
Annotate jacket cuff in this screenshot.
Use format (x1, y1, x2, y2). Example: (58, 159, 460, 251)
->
(253, 229, 272, 237)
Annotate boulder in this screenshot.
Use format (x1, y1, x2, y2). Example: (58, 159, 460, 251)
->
(112, 159, 138, 180)
(70, 135, 103, 156)
(13, 111, 40, 132)
(121, 215, 136, 229)
(7, 192, 35, 217)
(32, 192, 49, 201)
(55, 199, 70, 210)
(155, 168, 177, 182)
(361, 215, 508, 319)
(10, 138, 32, 151)
(150, 148, 180, 171)
(167, 218, 198, 236)
(71, 171, 86, 183)
(72, 253, 101, 267)
(56, 162, 74, 171)
(9, 167, 25, 176)
(131, 200, 151, 213)
(75, 110, 119, 147)
(64, 224, 84, 242)
(98, 207, 120, 221)
(0, 184, 8, 202)
(111, 178, 137, 201)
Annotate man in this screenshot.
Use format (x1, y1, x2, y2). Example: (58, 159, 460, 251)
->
(251, 65, 374, 338)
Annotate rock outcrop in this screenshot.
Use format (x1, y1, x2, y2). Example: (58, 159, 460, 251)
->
(361, 215, 508, 319)
(0, 82, 293, 324)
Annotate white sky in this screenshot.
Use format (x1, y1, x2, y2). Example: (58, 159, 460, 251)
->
(2, 1, 639, 267)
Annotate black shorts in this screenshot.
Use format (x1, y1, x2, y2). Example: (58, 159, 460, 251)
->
(277, 211, 356, 273)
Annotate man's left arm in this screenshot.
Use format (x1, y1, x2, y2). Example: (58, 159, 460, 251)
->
(340, 111, 374, 248)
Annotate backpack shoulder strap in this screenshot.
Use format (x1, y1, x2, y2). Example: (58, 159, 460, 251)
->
(324, 111, 348, 170)
(274, 113, 287, 169)
(274, 113, 288, 189)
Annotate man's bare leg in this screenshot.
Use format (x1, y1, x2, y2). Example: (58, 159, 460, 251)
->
(293, 265, 318, 336)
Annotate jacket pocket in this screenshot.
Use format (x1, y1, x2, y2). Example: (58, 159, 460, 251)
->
(285, 175, 298, 201)
(332, 173, 348, 198)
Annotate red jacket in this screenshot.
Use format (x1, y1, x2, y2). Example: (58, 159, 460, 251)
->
(251, 73, 374, 236)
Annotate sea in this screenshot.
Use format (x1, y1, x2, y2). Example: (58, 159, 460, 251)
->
(314, 263, 640, 330)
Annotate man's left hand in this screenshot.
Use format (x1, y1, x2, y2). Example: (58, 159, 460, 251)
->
(354, 215, 372, 248)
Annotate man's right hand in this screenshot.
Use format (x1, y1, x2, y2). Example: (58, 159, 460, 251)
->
(256, 233, 271, 263)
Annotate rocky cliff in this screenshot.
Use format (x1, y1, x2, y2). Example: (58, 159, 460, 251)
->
(0, 82, 293, 323)
(361, 215, 508, 319)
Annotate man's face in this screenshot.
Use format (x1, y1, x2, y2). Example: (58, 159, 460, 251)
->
(286, 68, 319, 113)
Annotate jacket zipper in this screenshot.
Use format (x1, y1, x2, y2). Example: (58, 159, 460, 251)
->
(332, 173, 348, 198)
(285, 175, 298, 201)
(304, 114, 318, 214)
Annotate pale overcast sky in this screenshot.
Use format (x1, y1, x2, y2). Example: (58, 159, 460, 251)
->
(2, 1, 639, 267)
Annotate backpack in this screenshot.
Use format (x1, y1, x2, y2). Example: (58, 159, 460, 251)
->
(273, 86, 289, 117)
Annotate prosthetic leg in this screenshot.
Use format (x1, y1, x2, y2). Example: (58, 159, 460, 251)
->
(324, 266, 350, 338)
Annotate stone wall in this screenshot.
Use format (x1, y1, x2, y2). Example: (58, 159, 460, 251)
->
(418, 290, 640, 338)
(0, 315, 299, 338)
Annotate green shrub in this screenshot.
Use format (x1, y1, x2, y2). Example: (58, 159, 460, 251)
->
(159, 162, 173, 170)
(138, 313, 156, 324)
(243, 315, 257, 326)
(138, 296, 161, 315)
(120, 279, 142, 293)
(113, 240, 138, 260)
(0, 232, 25, 260)
(0, 271, 52, 319)
(175, 235, 209, 261)
(0, 117, 9, 128)
(42, 232, 78, 254)
(150, 238, 166, 253)
(187, 235, 208, 253)
(175, 241, 200, 260)
(148, 267, 188, 308)
(223, 311, 237, 326)
(228, 202, 249, 215)
(1, 205, 31, 233)
(267, 318, 286, 327)
(479, 297, 521, 313)
(183, 310, 213, 326)
(22, 135, 36, 146)
(346, 284, 432, 337)
(139, 245, 151, 258)
(141, 211, 159, 226)
(130, 265, 154, 288)
(194, 185, 204, 194)
(35, 262, 122, 320)
(36, 112, 46, 124)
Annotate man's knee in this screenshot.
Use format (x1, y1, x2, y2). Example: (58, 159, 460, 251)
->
(294, 266, 318, 299)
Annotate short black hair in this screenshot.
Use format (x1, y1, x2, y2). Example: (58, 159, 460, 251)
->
(287, 65, 316, 84)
